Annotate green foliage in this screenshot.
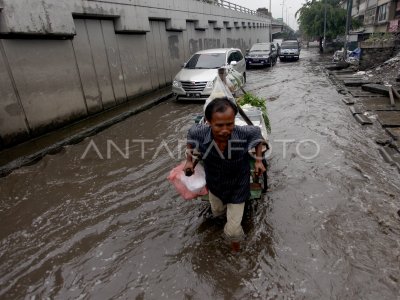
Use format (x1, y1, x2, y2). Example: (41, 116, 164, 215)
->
(296, 0, 362, 40)
(365, 32, 394, 43)
(238, 93, 271, 133)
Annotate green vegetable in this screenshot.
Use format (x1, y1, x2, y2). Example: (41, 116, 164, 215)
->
(238, 93, 271, 133)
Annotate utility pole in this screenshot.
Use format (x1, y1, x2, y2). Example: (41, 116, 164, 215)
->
(286, 7, 288, 24)
(268, 0, 272, 42)
(344, 0, 352, 60)
(281, 0, 285, 33)
(286, 6, 291, 26)
(269, 0, 271, 16)
(323, 0, 327, 52)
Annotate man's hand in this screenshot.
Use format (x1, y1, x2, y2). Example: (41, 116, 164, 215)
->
(254, 160, 266, 177)
(184, 161, 195, 177)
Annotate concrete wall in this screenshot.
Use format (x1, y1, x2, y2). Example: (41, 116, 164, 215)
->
(0, 0, 270, 149)
(359, 42, 395, 70)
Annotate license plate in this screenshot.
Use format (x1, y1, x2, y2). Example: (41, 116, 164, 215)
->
(253, 59, 259, 62)
(287, 56, 292, 58)
(187, 93, 201, 97)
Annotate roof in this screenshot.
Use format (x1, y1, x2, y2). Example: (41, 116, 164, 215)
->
(195, 48, 241, 54)
(252, 42, 272, 45)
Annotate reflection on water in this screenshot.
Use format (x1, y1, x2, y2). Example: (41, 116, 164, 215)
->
(0, 49, 399, 299)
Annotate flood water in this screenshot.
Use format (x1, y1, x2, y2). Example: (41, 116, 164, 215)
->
(1, 49, 399, 299)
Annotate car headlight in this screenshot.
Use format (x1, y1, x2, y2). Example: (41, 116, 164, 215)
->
(173, 80, 181, 88)
(206, 81, 213, 88)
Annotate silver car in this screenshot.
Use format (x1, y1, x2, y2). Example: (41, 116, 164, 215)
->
(279, 40, 300, 61)
(172, 48, 246, 101)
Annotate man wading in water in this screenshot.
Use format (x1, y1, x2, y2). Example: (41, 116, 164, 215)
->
(185, 97, 266, 250)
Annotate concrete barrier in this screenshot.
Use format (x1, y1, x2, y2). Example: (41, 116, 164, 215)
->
(0, 0, 270, 149)
(359, 41, 395, 71)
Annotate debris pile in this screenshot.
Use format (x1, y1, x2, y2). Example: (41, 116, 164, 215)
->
(363, 52, 400, 87)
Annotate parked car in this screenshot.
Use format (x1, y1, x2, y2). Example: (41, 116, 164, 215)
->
(245, 42, 278, 68)
(279, 40, 300, 61)
(172, 48, 246, 101)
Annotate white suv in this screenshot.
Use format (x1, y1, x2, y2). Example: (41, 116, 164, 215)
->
(172, 48, 246, 101)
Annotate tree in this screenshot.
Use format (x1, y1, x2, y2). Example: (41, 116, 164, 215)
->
(296, 0, 361, 50)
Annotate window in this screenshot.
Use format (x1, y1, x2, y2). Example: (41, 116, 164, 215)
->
(364, 7, 376, 25)
(235, 51, 243, 61)
(185, 53, 226, 69)
(377, 4, 388, 22)
(228, 51, 243, 63)
(227, 52, 235, 64)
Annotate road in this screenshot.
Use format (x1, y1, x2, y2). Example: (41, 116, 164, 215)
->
(0, 49, 399, 299)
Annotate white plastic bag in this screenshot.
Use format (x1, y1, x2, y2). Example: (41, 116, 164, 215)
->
(180, 163, 206, 193)
(226, 66, 244, 91)
(167, 162, 208, 200)
(204, 76, 236, 112)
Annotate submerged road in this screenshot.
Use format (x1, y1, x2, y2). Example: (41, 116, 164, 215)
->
(0, 49, 399, 299)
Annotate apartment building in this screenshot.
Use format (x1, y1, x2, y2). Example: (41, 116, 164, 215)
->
(347, 0, 400, 35)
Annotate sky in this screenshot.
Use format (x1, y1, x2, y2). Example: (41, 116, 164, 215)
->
(226, 0, 306, 30)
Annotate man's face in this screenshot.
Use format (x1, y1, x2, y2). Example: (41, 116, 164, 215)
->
(208, 107, 235, 142)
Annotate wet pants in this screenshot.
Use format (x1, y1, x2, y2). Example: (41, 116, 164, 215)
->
(209, 191, 245, 241)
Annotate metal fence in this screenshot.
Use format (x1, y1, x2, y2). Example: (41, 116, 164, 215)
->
(197, 0, 268, 18)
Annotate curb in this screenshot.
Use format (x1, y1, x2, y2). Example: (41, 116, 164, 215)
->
(0, 92, 173, 177)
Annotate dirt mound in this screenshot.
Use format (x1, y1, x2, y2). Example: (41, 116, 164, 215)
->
(365, 52, 400, 88)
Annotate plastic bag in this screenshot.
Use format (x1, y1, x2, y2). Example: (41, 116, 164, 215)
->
(226, 66, 244, 92)
(180, 164, 206, 193)
(167, 162, 208, 200)
(204, 76, 236, 112)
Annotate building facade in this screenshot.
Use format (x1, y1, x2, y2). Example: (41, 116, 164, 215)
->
(347, 0, 400, 35)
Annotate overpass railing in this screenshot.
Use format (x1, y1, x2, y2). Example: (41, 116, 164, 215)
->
(196, 0, 268, 18)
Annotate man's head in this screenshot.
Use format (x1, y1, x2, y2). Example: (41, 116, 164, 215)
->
(205, 97, 238, 142)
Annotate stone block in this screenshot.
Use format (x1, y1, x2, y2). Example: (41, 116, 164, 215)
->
(194, 18, 208, 30)
(115, 6, 150, 32)
(350, 106, 363, 115)
(224, 21, 233, 29)
(166, 19, 187, 31)
(342, 97, 355, 105)
(208, 20, 224, 30)
(378, 146, 400, 166)
(386, 128, 400, 140)
(343, 79, 372, 87)
(354, 114, 373, 125)
(362, 83, 389, 95)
